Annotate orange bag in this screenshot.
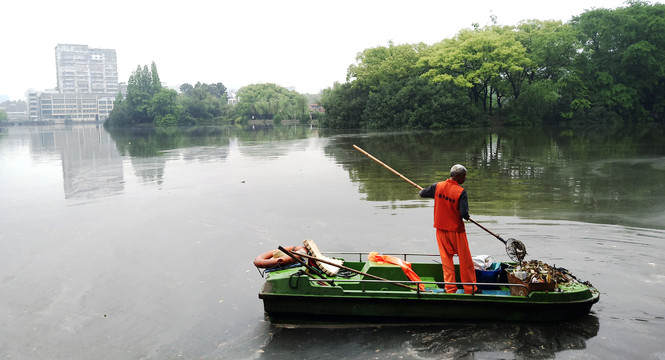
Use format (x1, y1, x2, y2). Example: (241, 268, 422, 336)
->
(368, 252, 425, 291)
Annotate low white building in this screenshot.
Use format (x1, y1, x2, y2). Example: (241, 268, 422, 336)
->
(26, 90, 115, 123)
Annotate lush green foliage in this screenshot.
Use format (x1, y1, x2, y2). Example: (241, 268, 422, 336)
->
(105, 63, 234, 128)
(104, 63, 310, 128)
(234, 83, 309, 124)
(319, 82, 367, 128)
(321, 1, 665, 129)
(150, 89, 181, 127)
(106, 62, 168, 127)
(0, 109, 7, 122)
(179, 82, 229, 125)
(566, 1, 665, 124)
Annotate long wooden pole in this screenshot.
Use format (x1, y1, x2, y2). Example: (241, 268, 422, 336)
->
(466, 218, 507, 244)
(353, 144, 423, 190)
(352, 144, 527, 261)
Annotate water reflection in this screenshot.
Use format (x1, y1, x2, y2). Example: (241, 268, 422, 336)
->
(323, 125, 665, 229)
(259, 315, 599, 359)
(23, 125, 124, 200)
(105, 125, 317, 185)
(107, 126, 235, 157)
(1, 125, 321, 204)
(234, 126, 319, 159)
(109, 126, 237, 185)
(6, 124, 664, 228)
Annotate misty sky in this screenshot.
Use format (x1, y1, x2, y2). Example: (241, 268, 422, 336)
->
(2, 0, 640, 101)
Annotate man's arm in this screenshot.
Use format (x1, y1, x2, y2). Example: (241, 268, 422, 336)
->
(459, 190, 469, 220)
(419, 183, 437, 198)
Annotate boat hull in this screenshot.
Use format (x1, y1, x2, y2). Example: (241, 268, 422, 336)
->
(260, 287, 599, 325)
(257, 259, 600, 325)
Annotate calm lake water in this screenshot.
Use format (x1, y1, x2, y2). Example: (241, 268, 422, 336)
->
(1, 124, 664, 359)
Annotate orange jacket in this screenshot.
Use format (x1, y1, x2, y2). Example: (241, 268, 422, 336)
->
(433, 179, 466, 232)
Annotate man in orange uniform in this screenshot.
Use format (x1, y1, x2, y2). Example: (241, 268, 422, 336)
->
(419, 164, 478, 294)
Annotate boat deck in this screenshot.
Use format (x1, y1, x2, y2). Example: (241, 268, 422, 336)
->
(258, 255, 599, 324)
(264, 259, 592, 297)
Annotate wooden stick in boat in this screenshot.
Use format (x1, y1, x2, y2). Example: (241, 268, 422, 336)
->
(282, 248, 418, 291)
(277, 246, 329, 285)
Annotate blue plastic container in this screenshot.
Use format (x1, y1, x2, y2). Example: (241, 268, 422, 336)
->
(475, 263, 502, 289)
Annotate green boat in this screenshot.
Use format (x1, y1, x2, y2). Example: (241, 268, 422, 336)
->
(257, 251, 600, 326)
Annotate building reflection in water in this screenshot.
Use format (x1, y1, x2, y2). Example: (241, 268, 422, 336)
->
(30, 125, 124, 200)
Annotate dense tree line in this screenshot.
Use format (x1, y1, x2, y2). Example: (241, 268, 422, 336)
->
(105, 64, 310, 128)
(234, 83, 309, 124)
(178, 82, 230, 126)
(320, 1, 665, 129)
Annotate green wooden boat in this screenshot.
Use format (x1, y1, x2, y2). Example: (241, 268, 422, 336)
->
(257, 252, 600, 326)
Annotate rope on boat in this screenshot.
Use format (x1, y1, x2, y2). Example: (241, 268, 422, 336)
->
(256, 262, 302, 278)
(288, 269, 335, 288)
(289, 270, 307, 288)
(335, 269, 356, 278)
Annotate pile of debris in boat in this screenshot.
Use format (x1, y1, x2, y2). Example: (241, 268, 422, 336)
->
(506, 259, 594, 296)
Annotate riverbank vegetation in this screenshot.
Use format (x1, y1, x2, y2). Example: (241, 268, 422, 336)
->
(322, 1, 665, 128)
(106, 1, 664, 129)
(105, 65, 310, 128)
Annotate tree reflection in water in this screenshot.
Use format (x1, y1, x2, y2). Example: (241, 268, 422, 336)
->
(323, 125, 665, 230)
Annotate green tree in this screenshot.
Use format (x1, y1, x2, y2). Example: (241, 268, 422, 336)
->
(319, 82, 367, 128)
(347, 41, 426, 91)
(361, 76, 479, 129)
(179, 83, 194, 96)
(514, 20, 576, 83)
(105, 62, 181, 127)
(235, 83, 307, 123)
(567, 1, 665, 123)
(150, 89, 181, 127)
(208, 82, 228, 99)
(179, 82, 229, 125)
(125, 64, 160, 124)
(507, 79, 561, 125)
(419, 27, 532, 115)
(504, 20, 576, 123)
(106, 92, 131, 127)
(321, 40, 485, 129)
(0, 109, 8, 122)
(150, 62, 162, 93)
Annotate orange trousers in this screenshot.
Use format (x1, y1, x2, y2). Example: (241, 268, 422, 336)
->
(436, 229, 477, 294)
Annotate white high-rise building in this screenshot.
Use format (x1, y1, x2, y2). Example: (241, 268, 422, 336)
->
(27, 44, 119, 123)
(55, 44, 119, 94)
